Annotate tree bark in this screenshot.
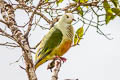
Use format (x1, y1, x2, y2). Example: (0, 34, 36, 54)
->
(0, 0, 37, 80)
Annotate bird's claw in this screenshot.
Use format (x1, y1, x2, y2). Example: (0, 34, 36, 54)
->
(54, 56, 67, 63)
(47, 56, 67, 71)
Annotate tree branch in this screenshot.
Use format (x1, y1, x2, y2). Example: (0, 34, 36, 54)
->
(0, 1, 37, 80)
(0, 42, 19, 47)
(51, 59, 61, 80)
(63, 1, 99, 11)
(24, 0, 43, 37)
(0, 19, 8, 25)
(0, 28, 15, 41)
(16, 5, 52, 24)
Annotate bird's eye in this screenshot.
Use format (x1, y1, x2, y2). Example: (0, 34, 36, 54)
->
(66, 15, 69, 18)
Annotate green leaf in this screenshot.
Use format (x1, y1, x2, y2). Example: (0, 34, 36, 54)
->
(73, 0, 88, 3)
(74, 34, 78, 46)
(111, 15, 116, 20)
(103, 1, 111, 11)
(58, 0, 63, 3)
(72, 0, 79, 2)
(74, 27, 84, 46)
(80, 0, 88, 3)
(107, 9, 113, 15)
(105, 14, 111, 24)
(56, 0, 63, 5)
(110, 0, 118, 7)
(45, 0, 49, 2)
(72, 0, 77, 2)
(112, 8, 120, 17)
(105, 13, 116, 24)
(103, 1, 114, 24)
(77, 6, 83, 16)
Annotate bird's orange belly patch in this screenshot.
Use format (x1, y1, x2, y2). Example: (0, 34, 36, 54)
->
(58, 40, 72, 56)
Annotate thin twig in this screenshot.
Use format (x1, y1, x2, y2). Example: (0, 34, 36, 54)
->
(0, 19, 8, 25)
(30, 40, 41, 49)
(84, 12, 94, 35)
(0, 28, 15, 41)
(9, 55, 23, 65)
(0, 42, 19, 47)
(24, 0, 43, 37)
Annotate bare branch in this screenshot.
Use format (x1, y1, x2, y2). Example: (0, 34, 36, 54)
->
(63, 1, 99, 11)
(0, 28, 15, 41)
(15, 4, 51, 24)
(31, 40, 41, 49)
(9, 55, 23, 65)
(36, 12, 52, 24)
(24, 0, 43, 37)
(0, 1, 37, 80)
(0, 19, 8, 25)
(0, 42, 19, 47)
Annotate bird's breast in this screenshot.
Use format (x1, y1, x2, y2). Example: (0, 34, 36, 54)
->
(52, 38, 72, 57)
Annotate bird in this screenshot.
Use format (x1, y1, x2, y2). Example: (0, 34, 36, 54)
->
(35, 13, 74, 70)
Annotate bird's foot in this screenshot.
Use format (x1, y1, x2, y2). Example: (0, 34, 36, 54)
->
(47, 56, 67, 71)
(54, 56, 67, 63)
(47, 60, 55, 71)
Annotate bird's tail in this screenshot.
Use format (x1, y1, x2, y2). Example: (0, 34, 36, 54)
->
(34, 58, 48, 70)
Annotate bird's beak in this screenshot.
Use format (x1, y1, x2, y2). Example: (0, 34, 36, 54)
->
(72, 19, 76, 21)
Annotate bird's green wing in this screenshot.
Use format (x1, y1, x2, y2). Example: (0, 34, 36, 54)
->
(35, 27, 63, 65)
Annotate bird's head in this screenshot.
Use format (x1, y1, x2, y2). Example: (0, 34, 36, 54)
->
(59, 13, 75, 24)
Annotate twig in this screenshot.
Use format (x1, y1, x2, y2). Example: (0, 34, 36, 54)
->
(19, 65, 26, 70)
(51, 59, 61, 80)
(0, 19, 8, 25)
(36, 12, 52, 24)
(24, 0, 43, 37)
(9, 55, 23, 65)
(97, 28, 113, 40)
(0, 28, 15, 41)
(31, 40, 41, 49)
(63, 2, 99, 11)
(0, 42, 19, 47)
(30, 50, 36, 54)
(14, 4, 52, 24)
(84, 12, 94, 35)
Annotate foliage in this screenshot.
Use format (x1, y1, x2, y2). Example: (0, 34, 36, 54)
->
(74, 27, 84, 46)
